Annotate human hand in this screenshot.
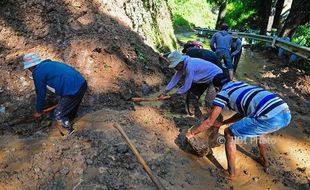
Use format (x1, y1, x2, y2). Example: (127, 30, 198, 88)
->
(33, 112, 43, 120)
(213, 120, 223, 128)
(185, 130, 195, 140)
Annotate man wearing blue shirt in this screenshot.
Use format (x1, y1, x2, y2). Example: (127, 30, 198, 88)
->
(160, 51, 222, 117)
(22, 53, 87, 135)
(186, 73, 291, 180)
(210, 23, 234, 80)
(182, 41, 218, 64)
(231, 32, 242, 73)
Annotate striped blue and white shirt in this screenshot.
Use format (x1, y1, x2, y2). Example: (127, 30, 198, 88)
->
(213, 81, 289, 119)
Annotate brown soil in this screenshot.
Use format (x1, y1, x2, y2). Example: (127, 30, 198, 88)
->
(1, 1, 310, 190)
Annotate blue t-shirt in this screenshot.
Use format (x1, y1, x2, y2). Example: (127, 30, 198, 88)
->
(186, 47, 218, 64)
(32, 60, 86, 112)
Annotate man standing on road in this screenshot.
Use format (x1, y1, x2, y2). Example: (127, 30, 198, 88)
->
(182, 41, 218, 64)
(210, 23, 233, 80)
(22, 53, 87, 135)
(231, 32, 242, 73)
(159, 51, 222, 117)
(186, 73, 291, 179)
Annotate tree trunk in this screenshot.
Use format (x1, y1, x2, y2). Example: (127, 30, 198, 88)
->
(280, 0, 310, 37)
(272, 0, 285, 30)
(215, 0, 227, 29)
(258, 0, 273, 35)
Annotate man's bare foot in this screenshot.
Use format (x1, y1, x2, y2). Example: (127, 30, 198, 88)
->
(219, 170, 236, 180)
(255, 157, 269, 173)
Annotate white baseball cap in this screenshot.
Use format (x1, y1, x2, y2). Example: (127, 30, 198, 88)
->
(23, 53, 41, 69)
(167, 51, 186, 68)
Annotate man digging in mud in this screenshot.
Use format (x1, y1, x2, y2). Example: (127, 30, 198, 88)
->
(22, 53, 87, 135)
(159, 51, 222, 117)
(186, 73, 291, 180)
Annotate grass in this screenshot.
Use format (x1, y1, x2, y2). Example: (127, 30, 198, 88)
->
(167, 0, 216, 33)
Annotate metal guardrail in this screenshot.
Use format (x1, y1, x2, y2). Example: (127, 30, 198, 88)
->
(195, 28, 310, 61)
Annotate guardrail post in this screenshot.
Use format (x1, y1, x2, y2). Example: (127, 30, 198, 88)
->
(272, 36, 277, 48)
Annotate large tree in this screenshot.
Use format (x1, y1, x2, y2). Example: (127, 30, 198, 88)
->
(272, 0, 285, 30)
(257, 0, 273, 35)
(280, 0, 310, 37)
(207, 0, 228, 29)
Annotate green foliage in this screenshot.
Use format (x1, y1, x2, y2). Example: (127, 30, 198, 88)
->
(167, 0, 216, 32)
(292, 25, 310, 47)
(225, 0, 257, 30)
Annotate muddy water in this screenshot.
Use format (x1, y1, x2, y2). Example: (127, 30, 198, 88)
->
(0, 48, 309, 190)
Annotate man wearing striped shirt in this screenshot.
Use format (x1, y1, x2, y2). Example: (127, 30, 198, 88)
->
(186, 73, 291, 179)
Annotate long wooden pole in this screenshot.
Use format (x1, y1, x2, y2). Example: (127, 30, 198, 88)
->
(132, 96, 171, 103)
(113, 123, 167, 190)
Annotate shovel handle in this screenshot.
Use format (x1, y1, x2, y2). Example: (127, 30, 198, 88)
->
(43, 105, 57, 113)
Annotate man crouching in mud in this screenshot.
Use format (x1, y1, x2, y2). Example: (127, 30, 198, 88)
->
(22, 53, 87, 136)
(186, 73, 291, 180)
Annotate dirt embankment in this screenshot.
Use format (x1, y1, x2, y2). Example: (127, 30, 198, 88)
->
(0, 0, 175, 124)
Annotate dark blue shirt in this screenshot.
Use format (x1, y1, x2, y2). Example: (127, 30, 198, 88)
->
(32, 60, 86, 112)
(186, 47, 218, 64)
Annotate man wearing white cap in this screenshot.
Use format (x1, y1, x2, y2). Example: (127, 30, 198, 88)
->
(159, 51, 222, 117)
(231, 32, 242, 73)
(23, 53, 87, 135)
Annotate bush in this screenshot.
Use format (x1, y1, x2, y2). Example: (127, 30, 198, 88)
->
(292, 25, 310, 47)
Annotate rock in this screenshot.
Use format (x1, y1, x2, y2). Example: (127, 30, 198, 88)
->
(141, 82, 150, 96)
(297, 167, 306, 173)
(86, 159, 93, 165)
(252, 177, 259, 182)
(98, 167, 107, 174)
(60, 167, 70, 175)
(0, 105, 5, 114)
(116, 144, 128, 154)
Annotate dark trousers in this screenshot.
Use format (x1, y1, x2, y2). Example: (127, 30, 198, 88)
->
(232, 50, 242, 72)
(186, 82, 215, 116)
(54, 82, 87, 128)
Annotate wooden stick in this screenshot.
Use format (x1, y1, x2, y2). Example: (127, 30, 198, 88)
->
(43, 104, 57, 113)
(132, 96, 171, 103)
(113, 123, 167, 190)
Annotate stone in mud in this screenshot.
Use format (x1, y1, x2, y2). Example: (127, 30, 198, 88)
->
(116, 144, 129, 154)
(187, 126, 220, 157)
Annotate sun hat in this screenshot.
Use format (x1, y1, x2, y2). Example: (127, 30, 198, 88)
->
(212, 73, 230, 88)
(23, 53, 41, 69)
(167, 51, 186, 68)
(232, 32, 238, 38)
